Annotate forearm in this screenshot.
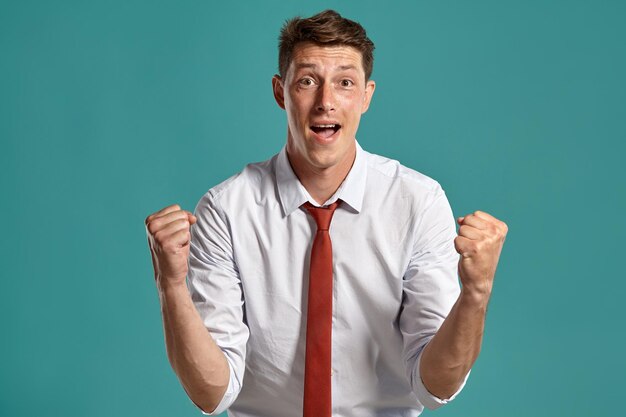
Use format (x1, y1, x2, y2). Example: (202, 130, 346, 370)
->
(159, 281, 230, 413)
(419, 289, 489, 399)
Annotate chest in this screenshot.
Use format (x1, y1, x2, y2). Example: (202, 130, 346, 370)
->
(230, 203, 415, 324)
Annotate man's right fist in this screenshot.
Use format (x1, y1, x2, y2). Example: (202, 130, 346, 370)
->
(145, 204, 197, 288)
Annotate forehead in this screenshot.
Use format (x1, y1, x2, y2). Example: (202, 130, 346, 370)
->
(288, 42, 364, 76)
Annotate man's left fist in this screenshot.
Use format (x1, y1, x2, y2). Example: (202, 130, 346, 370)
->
(454, 211, 508, 298)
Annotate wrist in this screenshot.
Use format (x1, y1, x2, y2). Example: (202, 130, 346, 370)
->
(156, 275, 188, 294)
(459, 286, 491, 308)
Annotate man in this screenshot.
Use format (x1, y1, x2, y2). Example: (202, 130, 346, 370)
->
(145, 10, 507, 417)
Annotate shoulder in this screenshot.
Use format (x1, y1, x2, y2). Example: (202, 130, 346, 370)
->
(196, 153, 278, 215)
(209, 156, 275, 198)
(359, 148, 455, 253)
(364, 149, 445, 202)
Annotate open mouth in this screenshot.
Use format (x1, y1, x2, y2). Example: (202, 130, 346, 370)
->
(310, 124, 341, 139)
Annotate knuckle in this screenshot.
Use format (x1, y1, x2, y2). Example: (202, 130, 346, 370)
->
(147, 220, 159, 235)
(153, 230, 166, 244)
(495, 222, 508, 238)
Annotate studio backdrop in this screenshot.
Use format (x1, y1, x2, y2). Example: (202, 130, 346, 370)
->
(2, 1, 625, 416)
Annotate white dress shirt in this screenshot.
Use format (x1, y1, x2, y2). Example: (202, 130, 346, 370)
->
(187, 142, 469, 417)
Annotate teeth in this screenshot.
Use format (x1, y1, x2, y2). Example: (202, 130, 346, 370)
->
(314, 124, 336, 128)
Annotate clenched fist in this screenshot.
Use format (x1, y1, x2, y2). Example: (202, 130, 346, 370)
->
(145, 204, 197, 288)
(454, 211, 508, 299)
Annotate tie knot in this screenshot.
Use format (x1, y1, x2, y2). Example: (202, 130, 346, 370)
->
(303, 201, 339, 231)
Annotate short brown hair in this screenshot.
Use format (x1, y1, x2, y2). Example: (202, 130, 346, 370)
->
(278, 10, 375, 80)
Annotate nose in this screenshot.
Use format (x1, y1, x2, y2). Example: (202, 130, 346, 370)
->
(315, 82, 336, 112)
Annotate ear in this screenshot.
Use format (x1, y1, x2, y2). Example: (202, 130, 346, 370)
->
(272, 75, 286, 110)
(361, 79, 376, 114)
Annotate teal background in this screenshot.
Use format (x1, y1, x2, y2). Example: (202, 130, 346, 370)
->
(2, 0, 625, 416)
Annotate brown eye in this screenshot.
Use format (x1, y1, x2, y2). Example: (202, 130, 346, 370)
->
(340, 79, 354, 87)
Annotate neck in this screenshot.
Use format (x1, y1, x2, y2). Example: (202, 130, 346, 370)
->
(287, 146, 356, 206)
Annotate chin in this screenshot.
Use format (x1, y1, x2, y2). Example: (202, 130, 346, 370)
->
(306, 144, 352, 170)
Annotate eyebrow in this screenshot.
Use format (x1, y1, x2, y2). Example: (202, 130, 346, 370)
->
(294, 63, 317, 70)
(294, 63, 358, 72)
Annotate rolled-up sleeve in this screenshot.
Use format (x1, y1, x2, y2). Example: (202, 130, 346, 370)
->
(399, 185, 469, 409)
(186, 191, 249, 414)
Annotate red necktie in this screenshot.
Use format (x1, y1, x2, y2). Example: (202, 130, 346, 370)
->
(302, 201, 339, 417)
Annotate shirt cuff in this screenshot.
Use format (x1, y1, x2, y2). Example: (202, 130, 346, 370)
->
(199, 361, 238, 415)
(414, 350, 471, 410)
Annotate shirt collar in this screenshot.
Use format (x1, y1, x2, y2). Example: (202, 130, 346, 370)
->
(275, 141, 368, 217)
